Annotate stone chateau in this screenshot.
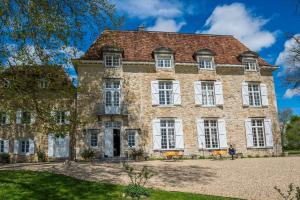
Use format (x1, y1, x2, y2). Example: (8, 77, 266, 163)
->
(0, 28, 281, 161)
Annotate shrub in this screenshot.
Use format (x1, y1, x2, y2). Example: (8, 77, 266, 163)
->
(255, 154, 260, 158)
(247, 155, 253, 158)
(130, 148, 144, 161)
(274, 183, 300, 200)
(81, 148, 95, 161)
(124, 184, 150, 199)
(37, 148, 47, 162)
(198, 156, 205, 159)
(122, 162, 154, 199)
(0, 153, 10, 164)
(263, 155, 269, 158)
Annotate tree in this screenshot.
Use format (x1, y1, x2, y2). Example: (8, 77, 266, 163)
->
(285, 116, 300, 150)
(0, 0, 123, 66)
(279, 108, 293, 148)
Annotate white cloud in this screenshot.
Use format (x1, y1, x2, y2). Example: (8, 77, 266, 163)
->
(284, 87, 300, 98)
(147, 18, 186, 32)
(198, 3, 276, 51)
(112, 0, 182, 19)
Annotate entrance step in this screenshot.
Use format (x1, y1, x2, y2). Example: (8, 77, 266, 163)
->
(98, 157, 130, 163)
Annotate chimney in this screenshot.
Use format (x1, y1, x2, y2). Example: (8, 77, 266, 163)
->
(138, 24, 145, 32)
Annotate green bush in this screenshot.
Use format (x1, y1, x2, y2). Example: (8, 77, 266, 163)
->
(255, 154, 260, 158)
(124, 184, 150, 199)
(37, 148, 47, 162)
(198, 156, 205, 159)
(81, 148, 95, 161)
(130, 149, 144, 161)
(247, 155, 253, 158)
(0, 153, 10, 164)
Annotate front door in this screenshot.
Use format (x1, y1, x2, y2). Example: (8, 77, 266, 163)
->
(54, 136, 69, 158)
(104, 128, 114, 157)
(113, 129, 121, 157)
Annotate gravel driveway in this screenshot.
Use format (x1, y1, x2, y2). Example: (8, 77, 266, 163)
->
(1, 157, 299, 200)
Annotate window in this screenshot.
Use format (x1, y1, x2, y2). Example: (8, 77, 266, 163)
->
(22, 112, 31, 124)
(251, 119, 265, 147)
(244, 59, 257, 71)
(105, 80, 120, 107)
(56, 111, 66, 124)
(156, 55, 173, 68)
(3, 79, 10, 88)
(87, 129, 98, 147)
(38, 78, 49, 89)
(160, 119, 175, 149)
(21, 140, 30, 153)
(0, 113, 6, 125)
(104, 54, 121, 67)
(198, 57, 213, 69)
(158, 81, 173, 105)
(204, 120, 219, 149)
(128, 131, 136, 148)
(248, 84, 261, 106)
(0, 140, 4, 153)
(202, 82, 215, 106)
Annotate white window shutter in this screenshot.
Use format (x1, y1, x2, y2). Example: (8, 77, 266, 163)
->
(194, 81, 203, 105)
(16, 110, 22, 124)
(245, 119, 253, 148)
(151, 81, 159, 105)
(215, 81, 224, 106)
(4, 140, 9, 153)
(48, 134, 54, 157)
(86, 131, 91, 146)
(30, 113, 36, 124)
(173, 80, 181, 105)
(196, 119, 206, 149)
(5, 114, 10, 125)
(65, 135, 70, 157)
(175, 119, 184, 149)
(260, 83, 269, 106)
(14, 140, 19, 154)
(152, 119, 161, 150)
(242, 82, 249, 106)
(264, 118, 273, 147)
(65, 111, 70, 124)
(29, 139, 35, 154)
(218, 119, 227, 148)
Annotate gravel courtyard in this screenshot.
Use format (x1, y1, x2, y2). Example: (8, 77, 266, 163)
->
(1, 157, 299, 200)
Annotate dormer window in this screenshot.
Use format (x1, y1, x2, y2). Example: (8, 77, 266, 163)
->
(38, 78, 49, 89)
(156, 55, 173, 68)
(153, 47, 174, 69)
(243, 58, 258, 71)
(198, 57, 214, 69)
(104, 54, 121, 67)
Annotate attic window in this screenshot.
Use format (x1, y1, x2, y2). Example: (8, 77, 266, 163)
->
(104, 54, 121, 67)
(243, 58, 258, 71)
(198, 56, 214, 69)
(156, 55, 173, 68)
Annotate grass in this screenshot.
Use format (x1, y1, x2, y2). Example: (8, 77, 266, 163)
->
(0, 170, 235, 200)
(286, 150, 300, 155)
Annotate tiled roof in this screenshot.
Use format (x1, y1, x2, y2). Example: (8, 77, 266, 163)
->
(81, 30, 272, 66)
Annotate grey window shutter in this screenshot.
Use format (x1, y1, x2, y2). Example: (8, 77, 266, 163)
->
(151, 81, 159, 105)
(242, 82, 249, 106)
(196, 119, 206, 149)
(5, 114, 10, 125)
(14, 140, 19, 154)
(65, 135, 70, 157)
(194, 81, 203, 105)
(65, 111, 71, 124)
(215, 81, 224, 106)
(172, 81, 181, 105)
(245, 119, 253, 148)
(16, 110, 22, 124)
(30, 113, 36, 124)
(264, 119, 273, 147)
(29, 139, 35, 154)
(48, 134, 54, 157)
(152, 119, 161, 150)
(175, 119, 184, 149)
(218, 119, 227, 148)
(260, 84, 269, 107)
(4, 140, 9, 153)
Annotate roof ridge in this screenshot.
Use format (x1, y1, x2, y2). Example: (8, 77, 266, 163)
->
(103, 29, 234, 37)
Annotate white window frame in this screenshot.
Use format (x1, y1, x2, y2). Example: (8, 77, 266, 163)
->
(20, 139, 30, 154)
(160, 119, 176, 150)
(155, 54, 174, 69)
(197, 56, 214, 70)
(248, 83, 261, 107)
(104, 53, 121, 68)
(17, 111, 31, 125)
(243, 58, 258, 71)
(127, 130, 137, 148)
(204, 119, 219, 149)
(104, 80, 121, 107)
(158, 81, 173, 105)
(56, 111, 66, 124)
(251, 119, 266, 148)
(38, 78, 49, 89)
(88, 129, 98, 147)
(201, 82, 215, 106)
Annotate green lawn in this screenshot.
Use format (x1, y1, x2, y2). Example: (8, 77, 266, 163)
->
(0, 170, 234, 200)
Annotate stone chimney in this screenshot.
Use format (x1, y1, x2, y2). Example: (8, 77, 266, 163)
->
(138, 24, 145, 32)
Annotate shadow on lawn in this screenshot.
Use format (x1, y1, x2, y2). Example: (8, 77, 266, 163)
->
(0, 170, 121, 200)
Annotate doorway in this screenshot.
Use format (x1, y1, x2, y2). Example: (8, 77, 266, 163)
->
(113, 129, 121, 157)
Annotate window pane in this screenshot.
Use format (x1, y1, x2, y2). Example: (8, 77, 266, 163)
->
(248, 84, 261, 106)
(157, 56, 172, 68)
(0, 140, 4, 152)
(204, 120, 219, 149)
(128, 131, 136, 147)
(160, 119, 175, 149)
(202, 82, 215, 106)
(251, 119, 265, 147)
(158, 82, 173, 105)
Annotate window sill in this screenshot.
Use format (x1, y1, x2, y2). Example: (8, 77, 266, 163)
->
(247, 147, 273, 150)
(155, 67, 174, 71)
(154, 105, 181, 107)
(198, 68, 215, 71)
(154, 149, 184, 151)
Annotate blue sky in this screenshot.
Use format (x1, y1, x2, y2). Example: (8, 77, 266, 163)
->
(76, 0, 300, 114)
